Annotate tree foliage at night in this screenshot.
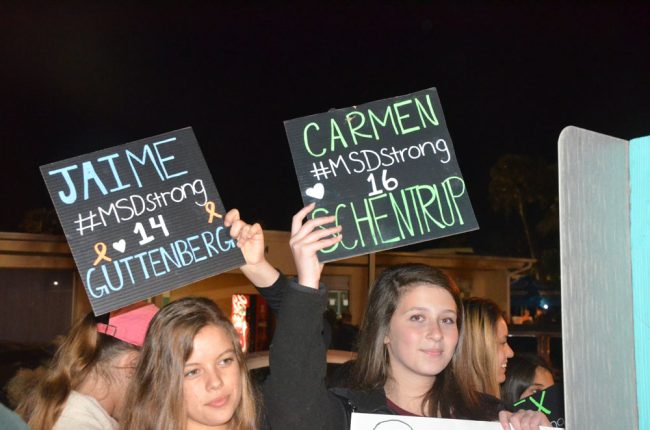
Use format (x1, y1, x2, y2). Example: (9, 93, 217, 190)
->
(489, 154, 558, 280)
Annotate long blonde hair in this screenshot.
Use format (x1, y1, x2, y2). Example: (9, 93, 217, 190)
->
(15, 313, 137, 429)
(121, 297, 258, 430)
(453, 297, 504, 398)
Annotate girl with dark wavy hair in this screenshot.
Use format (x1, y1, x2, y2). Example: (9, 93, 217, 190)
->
(501, 354, 555, 406)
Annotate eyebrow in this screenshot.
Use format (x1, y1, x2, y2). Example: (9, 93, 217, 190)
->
(404, 307, 457, 314)
(184, 348, 236, 367)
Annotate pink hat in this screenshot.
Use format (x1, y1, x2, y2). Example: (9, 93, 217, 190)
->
(96, 302, 159, 347)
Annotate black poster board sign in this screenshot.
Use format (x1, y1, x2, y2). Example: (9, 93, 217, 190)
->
(41, 127, 245, 315)
(285, 88, 478, 262)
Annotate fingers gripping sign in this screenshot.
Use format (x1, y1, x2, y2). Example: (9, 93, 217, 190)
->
(498, 409, 552, 430)
(290, 203, 342, 289)
(224, 208, 280, 289)
(224, 209, 265, 266)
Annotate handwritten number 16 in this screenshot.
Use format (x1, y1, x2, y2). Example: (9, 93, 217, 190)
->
(134, 215, 170, 245)
(367, 170, 398, 196)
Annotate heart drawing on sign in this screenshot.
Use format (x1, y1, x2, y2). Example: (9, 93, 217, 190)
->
(112, 239, 126, 253)
(305, 183, 325, 199)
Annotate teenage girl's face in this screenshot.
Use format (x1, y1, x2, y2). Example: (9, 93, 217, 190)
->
(183, 324, 242, 430)
(520, 366, 554, 399)
(495, 317, 514, 383)
(384, 284, 458, 385)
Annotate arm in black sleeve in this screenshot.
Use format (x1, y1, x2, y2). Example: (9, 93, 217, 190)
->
(256, 273, 334, 350)
(261, 279, 347, 430)
(254, 272, 288, 315)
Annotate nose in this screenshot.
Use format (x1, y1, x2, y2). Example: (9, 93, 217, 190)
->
(206, 368, 224, 390)
(427, 321, 443, 341)
(505, 342, 514, 359)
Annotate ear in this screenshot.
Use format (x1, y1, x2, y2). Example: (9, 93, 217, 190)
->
(384, 334, 390, 345)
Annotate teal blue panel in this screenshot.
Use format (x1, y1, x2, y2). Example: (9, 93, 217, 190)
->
(631, 135, 650, 430)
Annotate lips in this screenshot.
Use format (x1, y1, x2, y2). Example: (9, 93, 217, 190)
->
(421, 348, 443, 357)
(208, 396, 229, 408)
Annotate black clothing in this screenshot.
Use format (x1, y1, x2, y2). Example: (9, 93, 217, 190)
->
(257, 273, 285, 313)
(258, 275, 506, 430)
(509, 383, 565, 427)
(260, 275, 340, 429)
(330, 387, 505, 426)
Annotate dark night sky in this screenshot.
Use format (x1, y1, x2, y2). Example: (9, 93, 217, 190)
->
(2, 3, 650, 253)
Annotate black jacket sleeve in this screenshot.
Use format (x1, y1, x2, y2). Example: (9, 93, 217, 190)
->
(254, 272, 287, 315)
(261, 279, 348, 430)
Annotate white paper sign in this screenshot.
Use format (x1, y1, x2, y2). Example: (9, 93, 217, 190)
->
(351, 412, 560, 430)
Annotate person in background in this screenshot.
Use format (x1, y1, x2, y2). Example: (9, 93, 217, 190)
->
(453, 297, 514, 400)
(16, 302, 158, 430)
(331, 312, 359, 351)
(500, 354, 555, 406)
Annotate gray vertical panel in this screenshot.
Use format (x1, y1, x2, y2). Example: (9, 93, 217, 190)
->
(559, 126, 637, 428)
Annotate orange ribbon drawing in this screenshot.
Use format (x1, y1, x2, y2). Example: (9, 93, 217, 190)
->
(205, 201, 223, 224)
(93, 242, 112, 266)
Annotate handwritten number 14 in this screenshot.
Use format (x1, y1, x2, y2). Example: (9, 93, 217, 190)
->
(367, 170, 398, 196)
(134, 215, 170, 245)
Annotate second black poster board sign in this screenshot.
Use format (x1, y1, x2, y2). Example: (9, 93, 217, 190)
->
(285, 88, 479, 262)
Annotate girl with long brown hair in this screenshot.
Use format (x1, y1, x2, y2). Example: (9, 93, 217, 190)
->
(120, 208, 279, 430)
(16, 302, 158, 430)
(121, 297, 258, 430)
(347, 264, 500, 419)
(258, 204, 550, 430)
